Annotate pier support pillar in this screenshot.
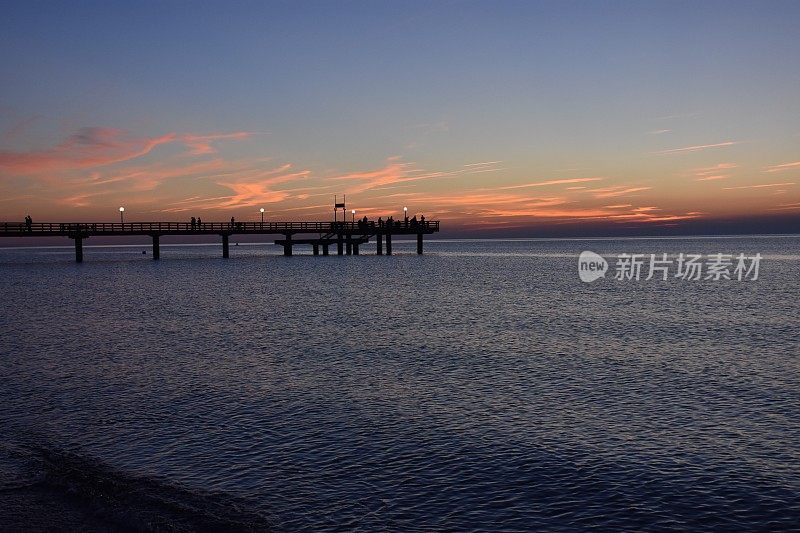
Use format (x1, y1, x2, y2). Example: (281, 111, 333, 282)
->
(313, 244, 319, 256)
(346, 239, 352, 255)
(377, 234, 383, 255)
(323, 244, 329, 256)
(284, 234, 293, 256)
(386, 233, 392, 255)
(337, 233, 344, 255)
(417, 233, 423, 255)
(74, 236, 84, 263)
(222, 234, 229, 258)
(353, 243, 359, 255)
(152, 234, 160, 260)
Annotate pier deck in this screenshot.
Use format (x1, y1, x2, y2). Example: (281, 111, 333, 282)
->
(0, 221, 440, 261)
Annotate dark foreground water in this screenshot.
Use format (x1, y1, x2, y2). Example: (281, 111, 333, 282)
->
(1, 236, 798, 531)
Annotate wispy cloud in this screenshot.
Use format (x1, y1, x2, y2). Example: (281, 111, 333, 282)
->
(0, 128, 176, 173)
(723, 182, 795, 190)
(769, 202, 800, 211)
(463, 161, 502, 167)
(0, 127, 256, 174)
(764, 161, 800, 173)
(181, 132, 261, 155)
(330, 159, 504, 194)
(655, 112, 700, 120)
(693, 162, 737, 181)
(496, 177, 603, 190)
(588, 186, 652, 198)
(648, 129, 671, 135)
(653, 141, 739, 155)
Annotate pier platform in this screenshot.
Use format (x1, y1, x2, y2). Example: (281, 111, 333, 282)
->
(0, 220, 440, 262)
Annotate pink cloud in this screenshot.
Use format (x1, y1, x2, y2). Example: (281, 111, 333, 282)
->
(0, 128, 177, 174)
(0, 127, 255, 174)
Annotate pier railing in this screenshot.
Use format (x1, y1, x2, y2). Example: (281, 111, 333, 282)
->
(1, 220, 439, 235)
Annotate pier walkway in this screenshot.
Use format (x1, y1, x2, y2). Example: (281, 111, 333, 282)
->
(0, 220, 440, 262)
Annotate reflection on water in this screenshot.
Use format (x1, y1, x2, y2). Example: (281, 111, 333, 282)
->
(1, 237, 799, 530)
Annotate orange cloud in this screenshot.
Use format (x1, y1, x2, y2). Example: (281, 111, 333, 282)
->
(693, 163, 737, 181)
(497, 177, 603, 190)
(589, 186, 652, 198)
(214, 167, 312, 209)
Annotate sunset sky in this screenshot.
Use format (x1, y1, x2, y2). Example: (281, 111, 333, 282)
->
(1, 1, 799, 236)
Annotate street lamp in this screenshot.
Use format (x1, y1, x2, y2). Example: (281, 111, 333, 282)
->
(351, 209, 356, 224)
(260, 207, 265, 223)
(119, 206, 125, 223)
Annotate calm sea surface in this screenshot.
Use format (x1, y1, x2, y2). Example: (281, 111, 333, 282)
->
(1, 237, 798, 531)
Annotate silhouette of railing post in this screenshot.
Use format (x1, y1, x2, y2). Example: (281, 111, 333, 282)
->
(74, 234, 83, 262)
(152, 234, 160, 260)
(283, 234, 293, 256)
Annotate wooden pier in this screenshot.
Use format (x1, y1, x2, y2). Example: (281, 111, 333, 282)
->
(0, 220, 440, 262)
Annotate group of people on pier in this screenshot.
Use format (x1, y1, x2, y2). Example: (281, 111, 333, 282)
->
(190, 216, 203, 229)
(380, 214, 426, 229)
(343, 214, 428, 231)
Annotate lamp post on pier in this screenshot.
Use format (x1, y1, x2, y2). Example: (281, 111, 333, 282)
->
(119, 206, 125, 224)
(351, 209, 356, 224)
(260, 207, 265, 225)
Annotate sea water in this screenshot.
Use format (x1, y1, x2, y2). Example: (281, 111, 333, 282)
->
(1, 237, 798, 530)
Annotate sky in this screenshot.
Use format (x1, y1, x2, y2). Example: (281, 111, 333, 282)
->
(1, 0, 799, 236)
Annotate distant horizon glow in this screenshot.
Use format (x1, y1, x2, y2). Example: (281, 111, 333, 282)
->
(1, 1, 799, 236)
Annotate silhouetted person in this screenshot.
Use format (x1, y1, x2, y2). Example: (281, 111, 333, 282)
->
(25, 215, 32, 231)
(378, 217, 384, 228)
(411, 215, 418, 228)
(230, 216, 235, 228)
(197, 217, 202, 227)
(420, 214, 426, 228)
(191, 216, 196, 229)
